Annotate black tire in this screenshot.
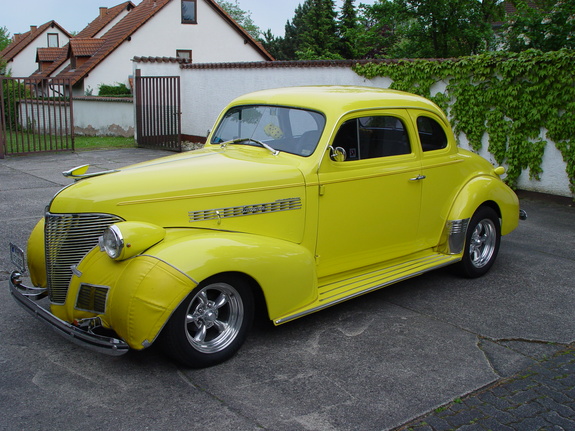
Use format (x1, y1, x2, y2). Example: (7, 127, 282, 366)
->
(160, 275, 254, 368)
(454, 206, 501, 278)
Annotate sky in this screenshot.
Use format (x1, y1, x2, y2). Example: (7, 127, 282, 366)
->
(2, 0, 378, 38)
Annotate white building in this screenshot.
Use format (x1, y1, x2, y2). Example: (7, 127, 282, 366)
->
(0, 21, 71, 77)
(34, 0, 273, 96)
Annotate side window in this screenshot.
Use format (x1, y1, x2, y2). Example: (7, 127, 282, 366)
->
(417, 116, 448, 152)
(332, 116, 410, 161)
(181, 0, 197, 24)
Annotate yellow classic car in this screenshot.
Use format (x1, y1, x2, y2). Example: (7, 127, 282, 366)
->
(9, 86, 525, 368)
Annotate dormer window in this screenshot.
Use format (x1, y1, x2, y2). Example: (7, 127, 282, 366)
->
(47, 33, 59, 48)
(176, 50, 192, 61)
(181, 0, 197, 24)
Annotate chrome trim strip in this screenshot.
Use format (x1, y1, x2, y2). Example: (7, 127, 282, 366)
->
(446, 218, 470, 255)
(8, 273, 129, 356)
(319, 254, 451, 300)
(274, 255, 459, 325)
(189, 197, 302, 222)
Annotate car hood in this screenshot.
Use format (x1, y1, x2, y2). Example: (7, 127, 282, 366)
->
(49, 148, 307, 241)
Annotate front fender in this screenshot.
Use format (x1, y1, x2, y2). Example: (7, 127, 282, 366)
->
(147, 229, 318, 321)
(61, 247, 197, 350)
(447, 175, 520, 235)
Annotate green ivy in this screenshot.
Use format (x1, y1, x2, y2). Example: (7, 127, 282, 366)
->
(353, 50, 575, 195)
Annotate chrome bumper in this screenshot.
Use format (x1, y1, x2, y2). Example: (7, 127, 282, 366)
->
(9, 271, 129, 356)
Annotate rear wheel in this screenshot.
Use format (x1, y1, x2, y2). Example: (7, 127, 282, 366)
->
(160, 275, 254, 368)
(455, 206, 501, 278)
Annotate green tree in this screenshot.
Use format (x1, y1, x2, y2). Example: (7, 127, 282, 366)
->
(1, 26, 11, 74)
(217, 0, 261, 39)
(503, 0, 575, 52)
(338, 0, 358, 58)
(263, 0, 342, 60)
(0, 26, 10, 50)
(395, 0, 503, 58)
(351, 1, 404, 58)
(296, 0, 341, 59)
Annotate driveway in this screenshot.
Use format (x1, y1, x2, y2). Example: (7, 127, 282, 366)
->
(1, 149, 573, 431)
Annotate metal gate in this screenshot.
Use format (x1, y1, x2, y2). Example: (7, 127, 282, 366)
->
(134, 70, 181, 151)
(0, 77, 74, 158)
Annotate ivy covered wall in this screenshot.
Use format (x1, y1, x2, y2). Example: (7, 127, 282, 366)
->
(354, 50, 575, 197)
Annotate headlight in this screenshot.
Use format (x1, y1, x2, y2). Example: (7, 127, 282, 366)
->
(99, 222, 166, 261)
(100, 225, 124, 259)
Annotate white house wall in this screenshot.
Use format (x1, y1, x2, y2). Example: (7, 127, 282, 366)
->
(83, 0, 269, 95)
(6, 28, 70, 77)
(133, 60, 572, 197)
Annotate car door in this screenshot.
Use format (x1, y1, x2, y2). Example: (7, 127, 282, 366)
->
(316, 110, 423, 279)
(408, 110, 467, 248)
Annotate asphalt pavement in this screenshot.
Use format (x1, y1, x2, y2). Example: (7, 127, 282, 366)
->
(1, 148, 574, 431)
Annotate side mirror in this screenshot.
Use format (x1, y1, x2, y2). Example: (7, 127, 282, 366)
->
(329, 146, 347, 162)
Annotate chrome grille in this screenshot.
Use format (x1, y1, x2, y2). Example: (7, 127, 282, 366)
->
(76, 284, 109, 313)
(45, 213, 123, 304)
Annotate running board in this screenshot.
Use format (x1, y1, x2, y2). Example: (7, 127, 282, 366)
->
(274, 253, 459, 325)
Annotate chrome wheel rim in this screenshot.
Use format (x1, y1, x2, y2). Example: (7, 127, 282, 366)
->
(184, 282, 244, 354)
(469, 219, 497, 268)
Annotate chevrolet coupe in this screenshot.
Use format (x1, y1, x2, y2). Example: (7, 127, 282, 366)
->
(9, 86, 524, 367)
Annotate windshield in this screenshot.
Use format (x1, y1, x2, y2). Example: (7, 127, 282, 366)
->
(211, 105, 325, 157)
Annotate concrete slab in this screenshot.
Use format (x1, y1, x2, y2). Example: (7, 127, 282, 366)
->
(0, 149, 573, 431)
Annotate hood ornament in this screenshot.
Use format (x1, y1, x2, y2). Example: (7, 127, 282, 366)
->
(62, 164, 119, 180)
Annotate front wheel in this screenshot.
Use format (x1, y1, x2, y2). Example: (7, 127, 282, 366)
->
(454, 206, 501, 278)
(160, 275, 254, 368)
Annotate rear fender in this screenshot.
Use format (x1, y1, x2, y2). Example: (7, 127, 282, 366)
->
(447, 176, 519, 236)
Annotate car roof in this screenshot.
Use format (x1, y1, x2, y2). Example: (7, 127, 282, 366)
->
(229, 86, 445, 119)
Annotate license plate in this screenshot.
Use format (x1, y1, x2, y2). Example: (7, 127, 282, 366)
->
(10, 243, 26, 273)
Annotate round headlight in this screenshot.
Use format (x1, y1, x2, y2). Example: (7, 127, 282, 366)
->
(100, 225, 124, 259)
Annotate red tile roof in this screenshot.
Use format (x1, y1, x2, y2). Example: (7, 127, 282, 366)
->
(75, 2, 135, 38)
(56, 0, 273, 85)
(57, 0, 173, 85)
(69, 38, 106, 57)
(29, 0, 272, 85)
(36, 47, 67, 62)
(0, 21, 71, 62)
(31, 2, 135, 80)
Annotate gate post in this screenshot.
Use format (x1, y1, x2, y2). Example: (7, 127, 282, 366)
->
(0, 77, 5, 159)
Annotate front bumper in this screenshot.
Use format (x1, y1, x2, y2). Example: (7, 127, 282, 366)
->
(9, 271, 129, 356)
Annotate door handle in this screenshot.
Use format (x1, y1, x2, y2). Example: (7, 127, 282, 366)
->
(409, 174, 426, 181)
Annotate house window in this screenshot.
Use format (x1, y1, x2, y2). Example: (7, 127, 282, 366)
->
(47, 33, 59, 48)
(176, 50, 192, 61)
(181, 0, 197, 24)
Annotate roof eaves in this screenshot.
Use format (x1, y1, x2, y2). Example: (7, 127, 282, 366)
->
(0, 20, 71, 61)
(76, 1, 136, 38)
(63, 0, 172, 86)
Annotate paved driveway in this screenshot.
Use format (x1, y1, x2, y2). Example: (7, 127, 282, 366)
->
(1, 149, 573, 431)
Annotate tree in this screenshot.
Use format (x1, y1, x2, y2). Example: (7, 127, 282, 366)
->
(0, 26, 10, 51)
(296, 0, 341, 59)
(393, 0, 503, 58)
(0, 26, 11, 75)
(502, 0, 575, 52)
(217, 0, 261, 39)
(338, 0, 358, 58)
(351, 1, 404, 58)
